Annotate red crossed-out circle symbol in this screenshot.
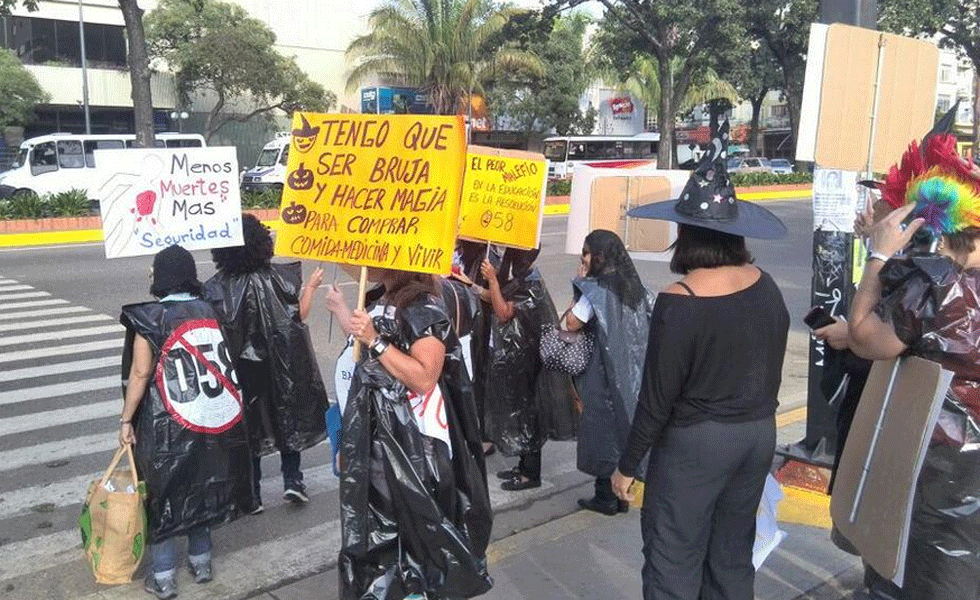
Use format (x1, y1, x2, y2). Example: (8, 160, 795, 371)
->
(156, 319, 242, 434)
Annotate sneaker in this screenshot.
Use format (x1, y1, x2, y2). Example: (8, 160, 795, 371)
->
(144, 573, 178, 599)
(577, 496, 625, 516)
(250, 500, 264, 515)
(188, 559, 213, 584)
(496, 466, 521, 480)
(283, 482, 308, 503)
(501, 476, 541, 491)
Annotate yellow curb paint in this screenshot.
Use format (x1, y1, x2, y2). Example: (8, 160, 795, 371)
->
(739, 189, 812, 201)
(0, 229, 104, 248)
(776, 406, 807, 428)
(777, 485, 832, 529)
(544, 204, 570, 216)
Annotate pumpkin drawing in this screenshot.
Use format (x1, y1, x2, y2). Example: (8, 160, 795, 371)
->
(292, 114, 320, 153)
(287, 163, 314, 190)
(280, 201, 307, 225)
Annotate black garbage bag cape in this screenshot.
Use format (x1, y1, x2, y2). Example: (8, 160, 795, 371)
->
(339, 297, 493, 600)
(573, 278, 654, 479)
(874, 255, 980, 597)
(120, 298, 255, 541)
(485, 268, 576, 456)
(205, 262, 327, 455)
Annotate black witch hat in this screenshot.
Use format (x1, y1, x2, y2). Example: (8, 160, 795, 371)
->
(859, 99, 961, 190)
(627, 113, 787, 239)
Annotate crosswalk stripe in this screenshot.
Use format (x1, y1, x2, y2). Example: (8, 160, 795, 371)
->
(0, 306, 92, 321)
(0, 399, 118, 435)
(0, 298, 69, 311)
(0, 314, 114, 333)
(0, 431, 116, 473)
(0, 284, 32, 292)
(0, 324, 124, 347)
(0, 356, 118, 382)
(0, 290, 50, 301)
(0, 530, 80, 583)
(0, 376, 117, 406)
(0, 339, 123, 363)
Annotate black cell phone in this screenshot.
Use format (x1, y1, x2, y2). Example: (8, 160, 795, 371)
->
(804, 306, 837, 330)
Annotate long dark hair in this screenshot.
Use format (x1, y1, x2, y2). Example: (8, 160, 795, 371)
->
(583, 230, 644, 309)
(211, 213, 273, 275)
(383, 269, 439, 317)
(497, 247, 540, 286)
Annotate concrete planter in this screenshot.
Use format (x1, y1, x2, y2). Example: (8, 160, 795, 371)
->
(0, 209, 282, 233)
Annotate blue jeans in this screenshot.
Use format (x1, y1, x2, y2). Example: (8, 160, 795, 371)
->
(253, 450, 302, 496)
(149, 526, 211, 577)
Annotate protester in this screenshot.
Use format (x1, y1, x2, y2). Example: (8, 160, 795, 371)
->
(480, 247, 575, 490)
(206, 214, 328, 509)
(610, 115, 789, 599)
(565, 229, 653, 515)
(324, 269, 493, 599)
(119, 245, 254, 599)
(848, 131, 980, 599)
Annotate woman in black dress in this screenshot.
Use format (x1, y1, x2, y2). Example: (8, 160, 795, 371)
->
(611, 116, 789, 599)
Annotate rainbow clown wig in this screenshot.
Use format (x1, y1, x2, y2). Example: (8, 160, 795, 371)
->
(881, 133, 980, 237)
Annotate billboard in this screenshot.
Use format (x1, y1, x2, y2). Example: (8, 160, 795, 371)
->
(360, 86, 433, 115)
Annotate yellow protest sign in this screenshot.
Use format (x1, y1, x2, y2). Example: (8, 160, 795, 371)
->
(274, 113, 466, 275)
(458, 145, 547, 249)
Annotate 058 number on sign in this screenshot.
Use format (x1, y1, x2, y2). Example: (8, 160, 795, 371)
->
(480, 210, 515, 231)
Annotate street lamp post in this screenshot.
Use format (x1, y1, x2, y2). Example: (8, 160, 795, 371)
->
(169, 110, 189, 133)
(78, 0, 91, 134)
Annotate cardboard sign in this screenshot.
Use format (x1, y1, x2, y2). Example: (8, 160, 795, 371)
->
(831, 356, 952, 585)
(95, 147, 243, 259)
(797, 23, 938, 172)
(564, 162, 689, 261)
(273, 113, 466, 275)
(458, 145, 546, 249)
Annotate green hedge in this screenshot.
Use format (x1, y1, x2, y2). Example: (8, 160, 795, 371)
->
(0, 189, 92, 220)
(241, 187, 283, 209)
(730, 171, 813, 186)
(547, 179, 571, 196)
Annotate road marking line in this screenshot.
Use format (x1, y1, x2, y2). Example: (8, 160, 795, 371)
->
(0, 313, 114, 333)
(0, 431, 116, 473)
(0, 290, 50, 301)
(0, 241, 104, 252)
(0, 306, 91, 321)
(0, 376, 117, 406)
(0, 298, 69, 311)
(0, 339, 123, 363)
(0, 530, 80, 582)
(776, 406, 807, 428)
(0, 399, 119, 435)
(0, 356, 118, 382)
(0, 284, 32, 291)
(0, 324, 124, 347)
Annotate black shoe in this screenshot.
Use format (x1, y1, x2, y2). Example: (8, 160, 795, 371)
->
(144, 573, 178, 599)
(188, 559, 213, 584)
(618, 499, 630, 513)
(283, 482, 308, 503)
(496, 466, 521, 480)
(578, 496, 622, 516)
(501, 476, 541, 491)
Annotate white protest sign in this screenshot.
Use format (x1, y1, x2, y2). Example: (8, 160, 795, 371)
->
(95, 147, 244, 258)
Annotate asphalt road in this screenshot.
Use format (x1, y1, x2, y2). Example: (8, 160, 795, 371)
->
(0, 199, 816, 599)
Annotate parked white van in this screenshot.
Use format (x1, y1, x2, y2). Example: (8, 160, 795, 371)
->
(0, 132, 205, 200)
(240, 132, 290, 194)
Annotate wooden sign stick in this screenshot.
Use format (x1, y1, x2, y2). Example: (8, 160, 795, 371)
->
(352, 266, 369, 361)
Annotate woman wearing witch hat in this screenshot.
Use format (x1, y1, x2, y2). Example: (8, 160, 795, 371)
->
(610, 115, 790, 599)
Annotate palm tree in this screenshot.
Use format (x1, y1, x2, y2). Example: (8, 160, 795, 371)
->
(346, 0, 542, 116)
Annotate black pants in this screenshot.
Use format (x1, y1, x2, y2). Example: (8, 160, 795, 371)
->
(518, 450, 541, 481)
(252, 450, 302, 496)
(641, 418, 775, 600)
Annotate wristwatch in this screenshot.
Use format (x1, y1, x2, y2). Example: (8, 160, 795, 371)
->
(369, 337, 389, 359)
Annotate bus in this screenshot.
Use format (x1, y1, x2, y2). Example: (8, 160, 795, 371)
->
(241, 132, 290, 194)
(542, 133, 660, 179)
(0, 132, 206, 200)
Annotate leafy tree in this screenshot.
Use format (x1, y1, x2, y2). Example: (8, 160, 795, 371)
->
(486, 12, 594, 134)
(879, 0, 980, 153)
(346, 0, 542, 116)
(721, 41, 783, 156)
(146, 0, 334, 142)
(0, 48, 49, 127)
(553, 0, 746, 168)
(744, 0, 817, 157)
(0, 0, 155, 146)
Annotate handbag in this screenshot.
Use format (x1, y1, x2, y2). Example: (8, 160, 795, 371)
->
(539, 309, 594, 376)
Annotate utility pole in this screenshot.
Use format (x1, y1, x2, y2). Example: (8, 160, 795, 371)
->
(78, 0, 91, 134)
